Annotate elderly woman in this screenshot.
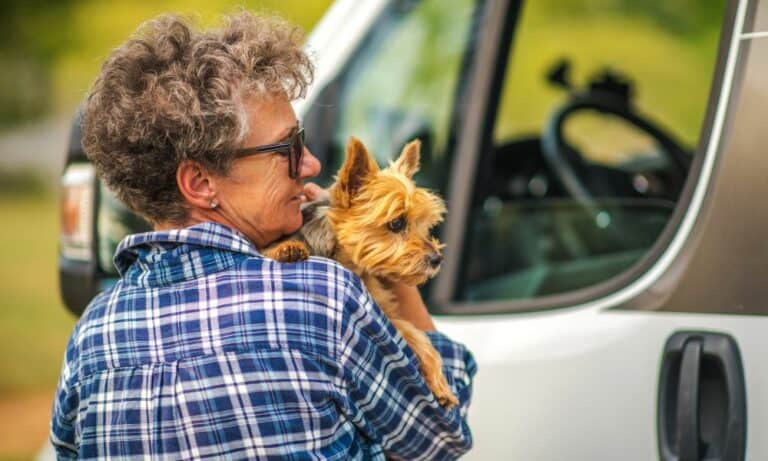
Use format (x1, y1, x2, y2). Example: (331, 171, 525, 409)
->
(51, 12, 475, 460)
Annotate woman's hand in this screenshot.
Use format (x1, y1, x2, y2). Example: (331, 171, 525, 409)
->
(303, 183, 329, 202)
(391, 283, 436, 332)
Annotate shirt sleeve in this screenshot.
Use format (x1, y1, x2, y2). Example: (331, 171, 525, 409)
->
(50, 327, 80, 460)
(337, 275, 476, 460)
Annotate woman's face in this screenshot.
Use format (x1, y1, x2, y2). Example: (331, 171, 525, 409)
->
(214, 94, 321, 248)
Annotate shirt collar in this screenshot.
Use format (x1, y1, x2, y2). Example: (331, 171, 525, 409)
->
(114, 221, 262, 286)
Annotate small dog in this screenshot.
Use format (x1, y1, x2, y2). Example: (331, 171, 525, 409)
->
(264, 137, 458, 408)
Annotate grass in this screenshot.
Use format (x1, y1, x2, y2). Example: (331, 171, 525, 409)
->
(0, 190, 77, 459)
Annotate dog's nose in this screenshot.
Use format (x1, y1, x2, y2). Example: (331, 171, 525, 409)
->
(427, 253, 443, 268)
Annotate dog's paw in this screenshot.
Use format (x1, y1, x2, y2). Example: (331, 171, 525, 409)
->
(436, 390, 459, 409)
(422, 356, 459, 409)
(431, 377, 459, 409)
(264, 241, 310, 263)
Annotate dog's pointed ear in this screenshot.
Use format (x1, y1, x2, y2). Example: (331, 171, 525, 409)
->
(393, 139, 421, 178)
(332, 137, 379, 207)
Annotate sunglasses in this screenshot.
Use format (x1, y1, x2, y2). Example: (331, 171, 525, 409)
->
(233, 126, 305, 179)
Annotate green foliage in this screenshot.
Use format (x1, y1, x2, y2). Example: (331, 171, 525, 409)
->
(0, 0, 333, 129)
(0, 169, 49, 198)
(0, 0, 79, 127)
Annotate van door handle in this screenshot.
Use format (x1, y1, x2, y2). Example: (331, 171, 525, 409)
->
(658, 331, 747, 461)
(677, 339, 702, 461)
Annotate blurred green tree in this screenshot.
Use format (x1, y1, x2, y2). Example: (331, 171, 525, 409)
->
(0, 0, 79, 128)
(0, 0, 331, 130)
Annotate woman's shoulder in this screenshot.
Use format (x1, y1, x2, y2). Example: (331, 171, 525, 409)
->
(240, 254, 362, 288)
(238, 254, 375, 320)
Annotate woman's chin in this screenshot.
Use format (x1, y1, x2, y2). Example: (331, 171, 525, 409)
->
(283, 208, 304, 235)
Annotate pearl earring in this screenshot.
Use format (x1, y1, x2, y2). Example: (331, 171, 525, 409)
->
(210, 200, 218, 209)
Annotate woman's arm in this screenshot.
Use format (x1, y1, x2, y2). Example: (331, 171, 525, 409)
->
(339, 276, 476, 460)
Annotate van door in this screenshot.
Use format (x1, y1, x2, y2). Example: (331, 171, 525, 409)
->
(430, 0, 768, 459)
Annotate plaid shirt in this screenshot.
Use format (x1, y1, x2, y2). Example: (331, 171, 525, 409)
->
(51, 222, 476, 460)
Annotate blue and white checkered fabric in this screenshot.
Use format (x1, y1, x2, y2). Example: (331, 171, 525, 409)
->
(51, 222, 476, 460)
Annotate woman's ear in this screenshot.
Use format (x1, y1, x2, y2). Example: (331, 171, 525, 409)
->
(176, 160, 218, 209)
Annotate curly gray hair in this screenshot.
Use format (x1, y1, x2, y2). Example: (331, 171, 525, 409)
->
(81, 11, 314, 224)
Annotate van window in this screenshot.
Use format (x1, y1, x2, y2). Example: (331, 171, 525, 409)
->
(456, 0, 726, 302)
(320, 0, 479, 190)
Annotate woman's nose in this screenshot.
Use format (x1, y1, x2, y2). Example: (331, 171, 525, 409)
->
(299, 147, 322, 179)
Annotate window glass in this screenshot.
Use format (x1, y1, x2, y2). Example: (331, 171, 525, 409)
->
(456, 0, 725, 302)
(321, 0, 478, 190)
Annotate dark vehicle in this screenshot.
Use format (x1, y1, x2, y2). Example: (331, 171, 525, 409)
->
(60, 0, 768, 459)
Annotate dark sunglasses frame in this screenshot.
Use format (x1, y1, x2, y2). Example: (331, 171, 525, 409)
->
(233, 126, 305, 179)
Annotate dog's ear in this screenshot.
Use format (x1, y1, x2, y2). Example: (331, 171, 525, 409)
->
(332, 137, 379, 207)
(393, 139, 421, 178)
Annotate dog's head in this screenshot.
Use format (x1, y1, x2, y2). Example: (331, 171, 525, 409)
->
(328, 137, 446, 285)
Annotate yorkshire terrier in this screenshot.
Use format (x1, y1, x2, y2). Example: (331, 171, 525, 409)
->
(264, 137, 458, 408)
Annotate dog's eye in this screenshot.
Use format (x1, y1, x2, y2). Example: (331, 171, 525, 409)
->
(388, 217, 406, 233)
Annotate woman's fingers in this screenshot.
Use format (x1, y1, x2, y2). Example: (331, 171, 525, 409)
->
(303, 183, 330, 202)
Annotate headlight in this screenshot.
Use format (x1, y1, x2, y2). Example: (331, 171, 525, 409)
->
(60, 163, 95, 261)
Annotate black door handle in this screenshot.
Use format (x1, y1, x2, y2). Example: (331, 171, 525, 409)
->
(658, 331, 747, 461)
(677, 338, 702, 461)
